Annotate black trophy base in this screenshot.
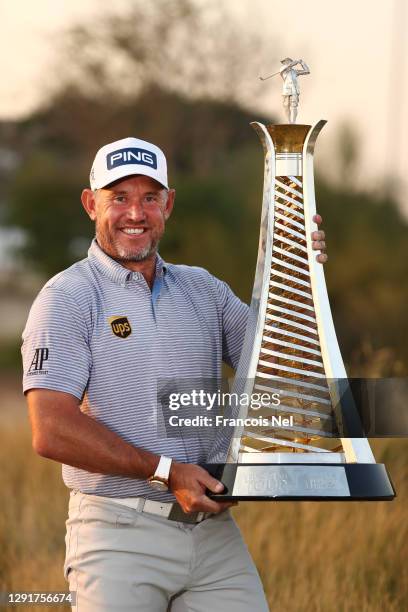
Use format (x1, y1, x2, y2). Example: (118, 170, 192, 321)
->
(202, 463, 395, 501)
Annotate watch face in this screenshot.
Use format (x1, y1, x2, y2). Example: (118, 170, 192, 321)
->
(148, 479, 168, 492)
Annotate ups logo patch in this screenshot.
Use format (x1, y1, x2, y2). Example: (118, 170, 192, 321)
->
(109, 316, 132, 339)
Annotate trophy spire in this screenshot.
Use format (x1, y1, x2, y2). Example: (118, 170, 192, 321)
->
(260, 57, 310, 124)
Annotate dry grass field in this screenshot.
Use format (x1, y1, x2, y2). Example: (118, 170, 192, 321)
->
(0, 377, 406, 611)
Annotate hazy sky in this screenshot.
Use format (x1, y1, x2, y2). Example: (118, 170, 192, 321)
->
(1, 0, 407, 205)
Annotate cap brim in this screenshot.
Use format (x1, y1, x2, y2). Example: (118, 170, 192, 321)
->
(93, 165, 168, 190)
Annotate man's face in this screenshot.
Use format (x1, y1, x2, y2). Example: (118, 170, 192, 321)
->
(82, 175, 175, 264)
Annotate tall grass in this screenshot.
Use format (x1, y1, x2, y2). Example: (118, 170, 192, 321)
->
(236, 439, 407, 611)
(0, 412, 406, 610)
(0, 423, 69, 611)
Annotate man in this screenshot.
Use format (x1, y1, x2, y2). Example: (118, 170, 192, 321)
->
(280, 57, 310, 123)
(22, 136, 327, 611)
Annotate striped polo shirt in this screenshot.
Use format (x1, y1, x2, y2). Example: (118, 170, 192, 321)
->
(22, 239, 248, 501)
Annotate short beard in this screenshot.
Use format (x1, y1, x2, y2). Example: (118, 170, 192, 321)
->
(95, 221, 159, 263)
(114, 242, 158, 263)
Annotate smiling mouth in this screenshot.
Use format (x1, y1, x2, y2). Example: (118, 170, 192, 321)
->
(120, 228, 147, 235)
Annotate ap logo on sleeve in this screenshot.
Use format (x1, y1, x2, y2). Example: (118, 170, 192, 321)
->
(28, 348, 49, 375)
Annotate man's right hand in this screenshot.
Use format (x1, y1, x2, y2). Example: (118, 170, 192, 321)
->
(169, 462, 237, 514)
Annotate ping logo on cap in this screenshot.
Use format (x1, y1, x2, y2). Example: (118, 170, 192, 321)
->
(107, 148, 157, 171)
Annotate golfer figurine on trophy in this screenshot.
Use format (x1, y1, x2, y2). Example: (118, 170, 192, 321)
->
(260, 57, 310, 124)
(207, 59, 395, 501)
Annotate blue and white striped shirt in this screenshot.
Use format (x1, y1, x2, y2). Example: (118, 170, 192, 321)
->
(22, 239, 248, 500)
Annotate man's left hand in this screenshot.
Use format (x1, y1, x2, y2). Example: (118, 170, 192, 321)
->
(311, 214, 327, 264)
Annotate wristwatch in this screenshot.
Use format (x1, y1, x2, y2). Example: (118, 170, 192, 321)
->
(147, 456, 172, 492)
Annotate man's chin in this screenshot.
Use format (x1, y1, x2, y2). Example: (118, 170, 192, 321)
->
(96, 235, 158, 263)
(114, 243, 156, 263)
(117, 253, 153, 263)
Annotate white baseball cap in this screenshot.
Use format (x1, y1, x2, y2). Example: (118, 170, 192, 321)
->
(89, 137, 168, 190)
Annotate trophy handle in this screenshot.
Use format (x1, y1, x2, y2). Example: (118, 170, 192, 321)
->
(303, 122, 375, 464)
(225, 122, 277, 464)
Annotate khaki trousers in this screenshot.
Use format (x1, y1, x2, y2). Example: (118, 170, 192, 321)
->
(64, 491, 269, 611)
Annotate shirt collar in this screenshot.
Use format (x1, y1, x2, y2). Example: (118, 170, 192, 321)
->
(88, 239, 167, 286)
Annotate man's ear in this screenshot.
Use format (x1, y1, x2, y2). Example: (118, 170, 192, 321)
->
(81, 189, 98, 221)
(163, 189, 176, 221)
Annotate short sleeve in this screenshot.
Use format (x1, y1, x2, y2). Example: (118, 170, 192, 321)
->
(22, 287, 92, 400)
(211, 277, 249, 369)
